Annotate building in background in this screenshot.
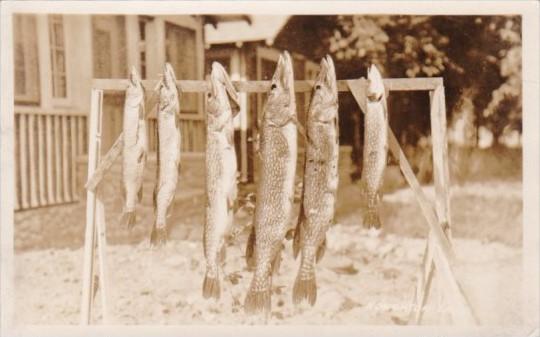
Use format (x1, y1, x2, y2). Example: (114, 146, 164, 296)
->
(12, 14, 320, 211)
(13, 14, 208, 211)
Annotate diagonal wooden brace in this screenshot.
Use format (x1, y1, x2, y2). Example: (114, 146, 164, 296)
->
(347, 79, 478, 325)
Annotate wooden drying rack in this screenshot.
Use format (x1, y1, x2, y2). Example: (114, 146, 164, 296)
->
(80, 76, 478, 325)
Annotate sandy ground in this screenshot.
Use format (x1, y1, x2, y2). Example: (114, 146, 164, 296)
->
(14, 225, 522, 325)
(14, 178, 523, 325)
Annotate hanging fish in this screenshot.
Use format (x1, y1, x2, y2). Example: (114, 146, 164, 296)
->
(151, 63, 181, 246)
(361, 65, 388, 230)
(244, 51, 298, 315)
(120, 67, 148, 229)
(202, 62, 240, 300)
(292, 55, 339, 306)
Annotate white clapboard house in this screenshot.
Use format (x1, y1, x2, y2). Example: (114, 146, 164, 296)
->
(13, 14, 318, 211)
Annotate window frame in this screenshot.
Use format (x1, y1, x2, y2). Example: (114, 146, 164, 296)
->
(47, 14, 71, 106)
(13, 14, 41, 105)
(161, 16, 204, 119)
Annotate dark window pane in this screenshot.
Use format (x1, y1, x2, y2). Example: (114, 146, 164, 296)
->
(14, 14, 40, 104)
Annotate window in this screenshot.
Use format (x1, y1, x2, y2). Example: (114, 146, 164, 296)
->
(48, 15, 67, 98)
(165, 22, 198, 113)
(92, 15, 127, 79)
(93, 29, 112, 78)
(13, 14, 40, 104)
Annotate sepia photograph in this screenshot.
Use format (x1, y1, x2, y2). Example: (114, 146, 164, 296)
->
(0, 1, 538, 336)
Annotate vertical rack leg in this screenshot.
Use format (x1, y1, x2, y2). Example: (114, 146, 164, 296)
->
(410, 89, 440, 324)
(95, 193, 110, 323)
(414, 85, 472, 324)
(80, 89, 104, 325)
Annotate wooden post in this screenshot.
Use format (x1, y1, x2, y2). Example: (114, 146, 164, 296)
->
(37, 116, 47, 205)
(70, 116, 78, 200)
(62, 116, 71, 202)
(80, 89, 103, 324)
(412, 86, 457, 324)
(27, 114, 39, 208)
(54, 116, 63, 203)
(95, 192, 109, 323)
(19, 114, 29, 209)
(46, 115, 55, 203)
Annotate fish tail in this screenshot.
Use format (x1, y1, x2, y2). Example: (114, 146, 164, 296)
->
(292, 247, 318, 306)
(202, 267, 221, 300)
(363, 209, 382, 229)
(120, 211, 137, 230)
(150, 222, 168, 247)
(245, 227, 256, 270)
(244, 277, 271, 315)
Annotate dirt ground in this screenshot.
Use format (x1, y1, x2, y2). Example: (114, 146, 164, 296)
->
(13, 163, 523, 325)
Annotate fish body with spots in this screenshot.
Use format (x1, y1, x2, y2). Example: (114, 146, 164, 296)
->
(202, 62, 240, 300)
(361, 65, 388, 230)
(244, 52, 298, 315)
(120, 67, 148, 229)
(151, 63, 181, 246)
(292, 55, 339, 306)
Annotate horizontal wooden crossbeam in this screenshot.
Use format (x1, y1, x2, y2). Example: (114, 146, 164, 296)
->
(92, 77, 443, 93)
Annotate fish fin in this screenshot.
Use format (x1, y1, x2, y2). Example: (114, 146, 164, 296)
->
(150, 224, 168, 247)
(245, 228, 256, 270)
(137, 185, 143, 203)
(120, 211, 137, 230)
(166, 196, 174, 219)
(292, 220, 303, 259)
(152, 186, 157, 211)
(271, 243, 284, 275)
(292, 272, 317, 306)
(226, 126, 235, 149)
(316, 236, 327, 263)
(202, 273, 221, 300)
(363, 210, 382, 229)
(227, 187, 236, 210)
(219, 244, 227, 265)
(244, 287, 271, 315)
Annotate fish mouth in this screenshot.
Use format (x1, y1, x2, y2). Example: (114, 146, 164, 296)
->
(272, 51, 294, 95)
(129, 66, 141, 86)
(210, 62, 240, 113)
(314, 55, 337, 95)
(163, 63, 177, 90)
(367, 64, 384, 102)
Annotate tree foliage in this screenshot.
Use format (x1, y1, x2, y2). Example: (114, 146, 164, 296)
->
(299, 15, 521, 146)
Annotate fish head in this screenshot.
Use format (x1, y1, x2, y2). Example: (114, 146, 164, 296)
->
(207, 62, 240, 131)
(158, 63, 179, 114)
(126, 66, 144, 105)
(367, 64, 385, 102)
(264, 51, 296, 125)
(309, 55, 338, 123)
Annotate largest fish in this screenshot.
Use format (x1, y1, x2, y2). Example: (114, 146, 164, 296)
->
(361, 65, 388, 230)
(244, 51, 298, 315)
(120, 66, 148, 229)
(292, 55, 339, 306)
(151, 63, 181, 246)
(202, 62, 240, 300)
